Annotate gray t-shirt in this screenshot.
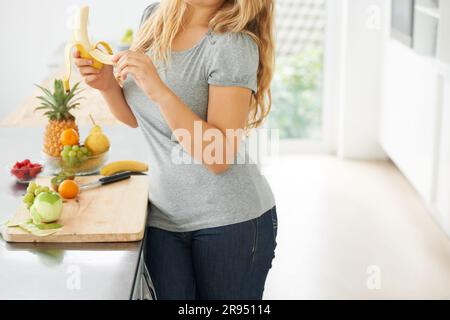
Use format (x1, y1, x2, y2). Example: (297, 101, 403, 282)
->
(123, 4, 275, 232)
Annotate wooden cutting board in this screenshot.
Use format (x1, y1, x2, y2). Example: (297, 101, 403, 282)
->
(4, 175, 149, 243)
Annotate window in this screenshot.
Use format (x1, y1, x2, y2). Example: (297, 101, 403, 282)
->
(269, 0, 326, 141)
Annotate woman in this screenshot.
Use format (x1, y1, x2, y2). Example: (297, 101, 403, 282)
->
(74, 0, 277, 300)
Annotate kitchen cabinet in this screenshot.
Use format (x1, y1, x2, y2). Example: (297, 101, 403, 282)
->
(132, 250, 156, 300)
(391, 0, 414, 47)
(413, 0, 440, 57)
(380, 2, 450, 237)
(380, 39, 441, 204)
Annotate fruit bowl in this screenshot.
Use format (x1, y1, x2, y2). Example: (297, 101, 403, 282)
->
(10, 161, 44, 184)
(42, 149, 109, 176)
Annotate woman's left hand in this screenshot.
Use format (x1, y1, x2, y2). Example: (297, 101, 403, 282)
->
(112, 51, 168, 101)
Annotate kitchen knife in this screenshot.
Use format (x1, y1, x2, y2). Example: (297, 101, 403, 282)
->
(79, 171, 132, 191)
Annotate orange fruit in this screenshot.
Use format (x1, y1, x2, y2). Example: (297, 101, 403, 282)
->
(60, 129, 79, 146)
(58, 180, 80, 199)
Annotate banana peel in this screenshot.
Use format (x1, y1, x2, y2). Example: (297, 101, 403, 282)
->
(64, 6, 115, 92)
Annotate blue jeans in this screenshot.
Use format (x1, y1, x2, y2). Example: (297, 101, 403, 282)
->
(144, 207, 278, 300)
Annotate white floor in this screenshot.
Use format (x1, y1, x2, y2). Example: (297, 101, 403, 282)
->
(262, 155, 450, 299)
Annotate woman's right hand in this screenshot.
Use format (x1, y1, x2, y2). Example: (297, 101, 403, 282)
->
(74, 51, 116, 92)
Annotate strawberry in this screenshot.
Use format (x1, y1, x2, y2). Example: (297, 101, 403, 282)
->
(15, 171, 25, 180)
(30, 167, 41, 177)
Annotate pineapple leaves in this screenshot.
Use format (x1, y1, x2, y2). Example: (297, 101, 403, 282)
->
(34, 80, 83, 120)
(35, 84, 53, 98)
(35, 106, 52, 112)
(67, 104, 80, 112)
(35, 97, 54, 108)
(65, 82, 83, 105)
(70, 82, 82, 95)
(35, 85, 57, 107)
(36, 96, 52, 103)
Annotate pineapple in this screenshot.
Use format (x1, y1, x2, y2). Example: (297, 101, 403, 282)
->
(35, 80, 82, 157)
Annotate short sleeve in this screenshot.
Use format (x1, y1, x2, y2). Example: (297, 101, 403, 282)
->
(207, 33, 259, 93)
(139, 3, 159, 28)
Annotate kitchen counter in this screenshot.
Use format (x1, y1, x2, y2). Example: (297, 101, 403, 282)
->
(0, 126, 151, 300)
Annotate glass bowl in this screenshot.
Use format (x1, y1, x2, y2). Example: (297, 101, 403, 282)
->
(9, 163, 44, 184)
(41, 149, 109, 176)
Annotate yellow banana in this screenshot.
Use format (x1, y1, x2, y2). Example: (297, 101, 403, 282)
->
(100, 161, 149, 177)
(63, 6, 115, 92)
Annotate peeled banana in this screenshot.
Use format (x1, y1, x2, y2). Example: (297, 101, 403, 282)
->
(100, 161, 149, 177)
(63, 6, 115, 92)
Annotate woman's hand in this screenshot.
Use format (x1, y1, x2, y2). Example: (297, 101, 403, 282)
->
(74, 51, 117, 92)
(112, 51, 169, 102)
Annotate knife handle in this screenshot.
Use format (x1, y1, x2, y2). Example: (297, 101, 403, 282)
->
(99, 171, 132, 185)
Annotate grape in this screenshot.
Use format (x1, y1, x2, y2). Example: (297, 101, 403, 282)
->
(72, 158, 80, 167)
(23, 192, 34, 204)
(64, 145, 71, 152)
(25, 199, 34, 209)
(34, 187, 45, 196)
(27, 182, 37, 194)
(23, 183, 51, 210)
(61, 145, 90, 168)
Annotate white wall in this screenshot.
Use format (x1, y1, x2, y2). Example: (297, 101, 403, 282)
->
(324, 0, 388, 159)
(435, 79, 450, 236)
(0, 0, 156, 118)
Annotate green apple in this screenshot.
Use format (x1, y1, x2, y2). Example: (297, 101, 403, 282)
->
(30, 192, 63, 224)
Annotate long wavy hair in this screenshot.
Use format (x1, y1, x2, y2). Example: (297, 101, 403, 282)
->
(131, 0, 275, 129)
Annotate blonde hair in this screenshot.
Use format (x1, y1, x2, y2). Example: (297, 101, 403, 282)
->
(131, 0, 275, 129)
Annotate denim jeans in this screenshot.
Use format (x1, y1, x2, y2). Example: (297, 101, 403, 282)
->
(144, 207, 278, 300)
